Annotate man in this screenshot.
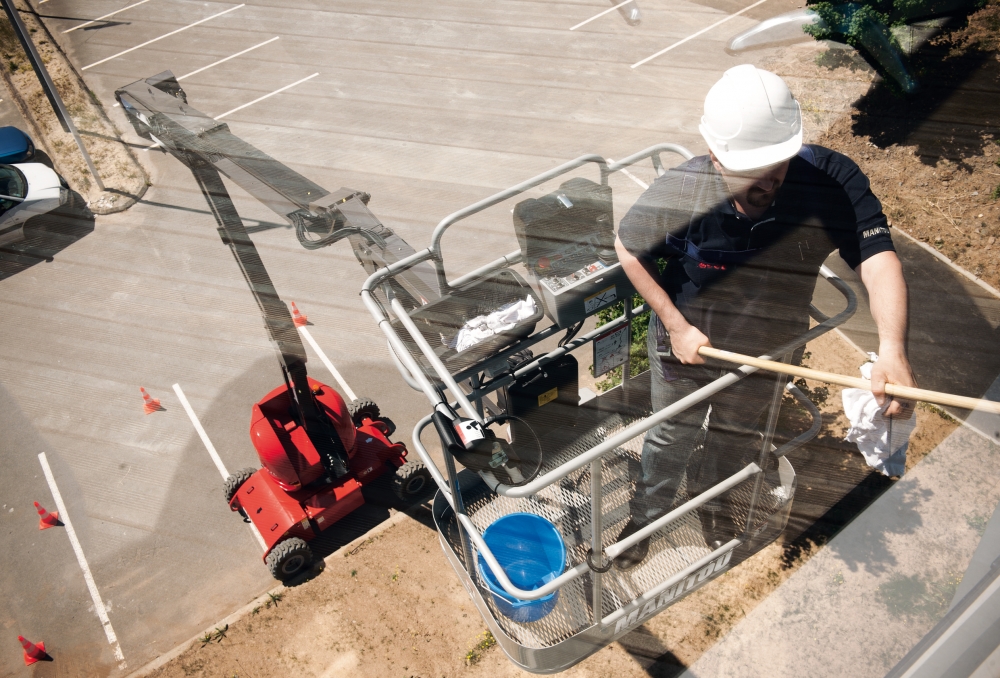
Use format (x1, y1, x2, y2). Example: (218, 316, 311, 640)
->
(613, 64, 916, 570)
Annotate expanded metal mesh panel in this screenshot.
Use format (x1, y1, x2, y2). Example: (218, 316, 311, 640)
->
(454, 410, 789, 649)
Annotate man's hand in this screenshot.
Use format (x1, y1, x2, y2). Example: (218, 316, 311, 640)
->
(669, 322, 712, 365)
(870, 348, 917, 418)
(616, 237, 713, 365)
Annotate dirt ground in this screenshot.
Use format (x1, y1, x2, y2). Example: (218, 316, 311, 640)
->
(139, 8, 1000, 677)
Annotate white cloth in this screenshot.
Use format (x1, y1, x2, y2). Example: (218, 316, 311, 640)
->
(842, 352, 916, 477)
(446, 295, 537, 352)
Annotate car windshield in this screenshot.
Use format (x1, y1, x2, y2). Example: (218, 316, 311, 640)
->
(0, 164, 26, 213)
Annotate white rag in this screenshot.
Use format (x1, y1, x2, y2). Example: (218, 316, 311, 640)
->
(842, 352, 917, 477)
(446, 295, 537, 352)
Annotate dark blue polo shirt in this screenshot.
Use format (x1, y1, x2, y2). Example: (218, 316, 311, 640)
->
(618, 145, 895, 356)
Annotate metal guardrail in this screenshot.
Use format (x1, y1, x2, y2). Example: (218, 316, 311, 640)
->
(361, 145, 858, 612)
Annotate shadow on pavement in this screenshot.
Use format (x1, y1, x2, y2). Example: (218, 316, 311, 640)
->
(0, 187, 94, 282)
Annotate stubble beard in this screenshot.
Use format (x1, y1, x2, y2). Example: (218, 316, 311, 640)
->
(746, 183, 780, 208)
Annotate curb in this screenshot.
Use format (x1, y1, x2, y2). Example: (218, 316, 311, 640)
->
(894, 225, 1000, 301)
(124, 506, 420, 678)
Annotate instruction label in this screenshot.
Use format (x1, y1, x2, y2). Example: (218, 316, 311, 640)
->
(584, 285, 617, 314)
(593, 322, 630, 378)
(538, 387, 558, 407)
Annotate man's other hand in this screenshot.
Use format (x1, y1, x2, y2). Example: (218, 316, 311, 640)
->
(671, 323, 712, 365)
(870, 349, 917, 418)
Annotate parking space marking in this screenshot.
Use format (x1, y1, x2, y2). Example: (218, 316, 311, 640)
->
(631, 0, 770, 68)
(172, 383, 268, 551)
(172, 384, 229, 479)
(177, 36, 280, 81)
(570, 0, 636, 30)
(145, 71, 318, 150)
(606, 158, 649, 189)
(212, 72, 319, 120)
(299, 326, 358, 402)
(81, 4, 245, 70)
(38, 452, 128, 670)
(63, 0, 153, 33)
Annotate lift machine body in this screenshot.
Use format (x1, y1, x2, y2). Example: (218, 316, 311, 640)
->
(115, 72, 432, 579)
(362, 145, 857, 671)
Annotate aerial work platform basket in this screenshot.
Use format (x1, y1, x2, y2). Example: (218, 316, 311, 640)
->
(361, 144, 857, 673)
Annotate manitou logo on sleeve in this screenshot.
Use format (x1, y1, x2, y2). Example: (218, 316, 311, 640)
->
(861, 226, 890, 240)
(613, 547, 734, 634)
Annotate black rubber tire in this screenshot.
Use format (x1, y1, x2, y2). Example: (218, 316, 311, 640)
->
(392, 460, 433, 502)
(265, 537, 313, 580)
(376, 416, 397, 438)
(348, 397, 380, 426)
(223, 467, 257, 504)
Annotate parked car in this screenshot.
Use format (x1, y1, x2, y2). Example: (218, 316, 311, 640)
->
(0, 126, 35, 164)
(0, 163, 69, 248)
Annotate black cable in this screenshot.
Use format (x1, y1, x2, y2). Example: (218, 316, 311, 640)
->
(558, 320, 584, 348)
(483, 414, 544, 486)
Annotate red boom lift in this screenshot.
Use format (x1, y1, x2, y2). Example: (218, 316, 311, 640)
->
(116, 72, 434, 580)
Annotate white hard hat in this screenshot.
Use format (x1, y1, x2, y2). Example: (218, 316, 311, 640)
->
(698, 65, 802, 172)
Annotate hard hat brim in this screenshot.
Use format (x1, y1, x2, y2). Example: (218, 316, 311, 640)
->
(700, 124, 803, 172)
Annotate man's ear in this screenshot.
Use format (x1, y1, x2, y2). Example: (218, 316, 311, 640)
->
(709, 151, 724, 173)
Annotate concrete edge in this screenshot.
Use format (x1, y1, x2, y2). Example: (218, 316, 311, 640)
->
(124, 506, 420, 678)
(894, 226, 1000, 301)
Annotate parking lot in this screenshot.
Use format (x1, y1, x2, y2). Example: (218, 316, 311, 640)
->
(1, 0, 997, 675)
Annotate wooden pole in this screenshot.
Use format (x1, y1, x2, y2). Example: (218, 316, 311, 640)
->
(698, 346, 1000, 416)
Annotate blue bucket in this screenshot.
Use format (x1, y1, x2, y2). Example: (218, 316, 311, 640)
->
(477, 513, 566, 623)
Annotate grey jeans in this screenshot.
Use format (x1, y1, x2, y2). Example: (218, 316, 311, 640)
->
(629, 314, 775, 528)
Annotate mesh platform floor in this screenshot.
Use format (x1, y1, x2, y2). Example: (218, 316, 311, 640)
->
(455, 410, 789, 649)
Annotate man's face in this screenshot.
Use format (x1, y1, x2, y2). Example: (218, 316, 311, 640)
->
(711, 155, 791, 209)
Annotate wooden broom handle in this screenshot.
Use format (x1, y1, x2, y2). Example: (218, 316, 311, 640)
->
(698, 346, 1000, 416)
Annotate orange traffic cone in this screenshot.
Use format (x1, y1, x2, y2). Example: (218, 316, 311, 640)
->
(140, 387, 161, 415)
(18, 635, 50, 665)
(290, 302, 308, 328)
(34, 501, 61, 530)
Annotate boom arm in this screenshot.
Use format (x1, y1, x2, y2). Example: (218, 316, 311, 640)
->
(114, 71, 442, 308)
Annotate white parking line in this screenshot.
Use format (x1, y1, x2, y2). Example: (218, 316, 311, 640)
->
(172, 383, 268, 551)
(570, 0, 636, 31)
(81, 4, 245, 71)
(177, 36, 280, 81)
(299, 326, 358, 402)
(212, 72, 319, 120)
(63, 0, 152, 33)
(631, 0, 770, 68)
(144, 71, 318, 151)
(38, 452, 127, 670)
(606, 158, 648, 189)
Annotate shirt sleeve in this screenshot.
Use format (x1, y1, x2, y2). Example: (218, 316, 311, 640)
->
(617, 169, 691, 262)
(808, 145, 895, 269)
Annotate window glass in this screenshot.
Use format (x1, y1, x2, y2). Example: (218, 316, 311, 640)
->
(0, 164, 26, 213)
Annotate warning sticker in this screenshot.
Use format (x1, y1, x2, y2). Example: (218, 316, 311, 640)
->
(585, 285, 617, 314)
(538, 387, 558, 407)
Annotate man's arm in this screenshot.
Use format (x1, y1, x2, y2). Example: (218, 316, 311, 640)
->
(856, 250, 917, 417)
(616, 236, 710, 364)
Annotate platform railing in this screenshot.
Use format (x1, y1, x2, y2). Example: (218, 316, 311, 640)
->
(402, 265, 853, 612)
(361, 146, 858, 620)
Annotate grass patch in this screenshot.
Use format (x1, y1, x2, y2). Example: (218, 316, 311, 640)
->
(465, 630, 496, 665)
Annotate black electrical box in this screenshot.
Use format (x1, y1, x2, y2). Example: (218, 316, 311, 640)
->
(500, 353, 580, 452)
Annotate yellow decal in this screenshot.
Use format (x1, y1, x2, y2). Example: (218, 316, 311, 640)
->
(538, 387, 558, 407)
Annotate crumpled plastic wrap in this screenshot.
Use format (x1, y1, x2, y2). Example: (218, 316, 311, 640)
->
(444, 296, 537, 352)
